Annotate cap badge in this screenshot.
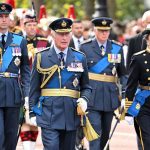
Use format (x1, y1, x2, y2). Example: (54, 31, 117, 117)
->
(1, 5, 6, 10)
(136, 103, 141, 110)
(102, 20, 107, 25)
(61, 20, 67, 27)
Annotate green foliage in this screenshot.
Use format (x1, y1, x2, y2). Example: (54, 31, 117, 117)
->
(115, 0, 144, 21)
(6, 0, 146, 21)
(44, 0, 85, 19)
(16, 0, 30, 8)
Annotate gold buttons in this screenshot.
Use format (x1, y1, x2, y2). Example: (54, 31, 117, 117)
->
(144, 61, 148, 64)
(146, 69, 149, 72)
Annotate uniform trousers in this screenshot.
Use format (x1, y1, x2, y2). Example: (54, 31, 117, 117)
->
(41, 127, 76, 150)
(0, 107, 20, 150)
(136, 99, 150, 150)
(88, 110, 114, 150)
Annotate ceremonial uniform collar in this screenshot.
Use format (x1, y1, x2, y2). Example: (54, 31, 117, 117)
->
(72, 35, 84, 43)
(0, 31, 8, 41)
(97, 40, 107, 49)
(54, 44, 68, 61)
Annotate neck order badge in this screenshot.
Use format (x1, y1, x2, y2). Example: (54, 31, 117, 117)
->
(100, 45, 105, 56)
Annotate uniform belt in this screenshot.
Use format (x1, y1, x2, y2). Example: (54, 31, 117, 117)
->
(41, 89, 80, 98)
(0, 72, 18, 78)
(139, 85, 150, 90)
(89, 72, 118, 83)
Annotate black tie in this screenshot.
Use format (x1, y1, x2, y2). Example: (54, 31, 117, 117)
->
(59, 52, 65, 66)
(78, 39, 80, 49)
(1, 34, 6, 47)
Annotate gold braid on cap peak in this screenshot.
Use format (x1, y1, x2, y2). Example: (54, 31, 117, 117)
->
(36, 53, 62, 88)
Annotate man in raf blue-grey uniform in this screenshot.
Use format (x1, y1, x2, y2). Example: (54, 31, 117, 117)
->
(29, 17, 92, 150)
(0, 3, 30, 150)
(80, 17, 127, 150)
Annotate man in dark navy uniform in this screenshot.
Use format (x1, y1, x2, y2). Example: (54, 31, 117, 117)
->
(126, 10, 150, 150)
(29, 17, 92, 150)
(80, 17, 127, 150)
(125, 25, 150, 150)
(0, 3, 30, 150)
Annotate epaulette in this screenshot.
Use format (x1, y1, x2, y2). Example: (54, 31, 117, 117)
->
(133, 50, 146, 56)
(37, 37, 48, 41)
(81, 39, 92, 45)
(111, 40, 122, 46)
(35, 47, 50, 54)
(71, 47, 85, 56)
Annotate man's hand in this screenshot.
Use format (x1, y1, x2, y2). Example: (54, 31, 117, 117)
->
(121, 98, 125, 112)
(30, 116, 37, 126)
(77, 98, 87, 115)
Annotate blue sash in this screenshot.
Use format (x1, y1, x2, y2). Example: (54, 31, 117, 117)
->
(89, 43, 121, 73)
(127, 89, 150, 117)
(46, 68, 74, 88)
(46, 51, 83, 88)
(32, 96, 47, 116)
(1, 35, 22, 72)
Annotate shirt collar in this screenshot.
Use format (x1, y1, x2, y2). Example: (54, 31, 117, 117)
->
(54, 44, 68, 56)
(72, 35, 84, 42)
(0, 31, 8, 38)
(97, 40, 107, 48)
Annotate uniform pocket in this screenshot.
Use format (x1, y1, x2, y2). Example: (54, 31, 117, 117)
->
(87, 58, 97, 68)
(88, 80, 97, 107)
(109, 84, 120, 109)
(37, 98, 53, 126)
(13, 80, 22, 104)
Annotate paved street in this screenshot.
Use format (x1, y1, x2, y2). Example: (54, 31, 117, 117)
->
(17, 117, 138, 150)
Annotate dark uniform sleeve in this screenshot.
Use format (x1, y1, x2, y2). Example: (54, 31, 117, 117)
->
(125, 55, 140, 101)
(116, 46, 128, 98)
(20, 38, 31, 98)
(126, 37, 135, 71)
(29, 54, 41, 114)
(80, 54, 92, 101)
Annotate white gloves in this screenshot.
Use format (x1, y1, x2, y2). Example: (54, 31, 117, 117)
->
(77, 98, 87, 113)
(24, 97, 29, 110)
(125, 116, 134, 125)
(121, 98, 125, 111)
(30, 116, 37, 126)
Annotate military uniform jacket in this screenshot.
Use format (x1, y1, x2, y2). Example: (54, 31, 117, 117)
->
(26, 34, 51, 68)
(80, 38, 126, 111)
(26, 34, 50, 48)
(0, 32, 30, 107)
(127, 32, 147, 70)
(126, 50, 150, 110)
(29, 47, 91, 130)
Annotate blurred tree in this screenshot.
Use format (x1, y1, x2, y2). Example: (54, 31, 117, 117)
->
(7, 0, 145, 21)
(107, 0, 117, 19)
(16, 0, 29, 8)
(83, 0, 94, 20)
(115, 0, 144, 21)
(32, 0, 44, 18)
